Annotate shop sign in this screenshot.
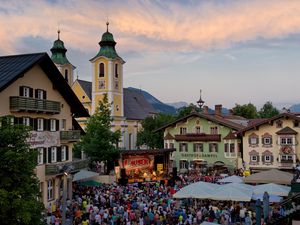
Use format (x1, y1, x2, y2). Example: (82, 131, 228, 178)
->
(27, 131, 60, 148)
(181, 153, 217, 158)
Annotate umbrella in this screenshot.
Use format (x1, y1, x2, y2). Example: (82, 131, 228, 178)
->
(201, 222, 220, 225)
(217, 175, 243, 183)
(212, 183, 253, 201)
(78, 180, 101, 187)
(73, 170, 99, 182)
(243, 169, 293, 185)
(252, 193, 282, 203)
(173, 181, 218, 199)
(253, 183, 291, 196)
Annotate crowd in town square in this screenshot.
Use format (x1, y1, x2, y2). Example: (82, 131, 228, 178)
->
(45, 171, 286, 225)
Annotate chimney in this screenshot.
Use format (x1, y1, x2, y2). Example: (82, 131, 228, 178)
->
(203, 106, 209, 114)
(215, 104, 222, 116)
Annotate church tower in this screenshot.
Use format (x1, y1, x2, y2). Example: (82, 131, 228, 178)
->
(90, 22, 125, 118)
(51, 30, 75, 86)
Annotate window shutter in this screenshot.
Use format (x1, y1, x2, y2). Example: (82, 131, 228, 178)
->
(56, 120, 59, 131)
(271, 155, 274, 162)
(19, 86, 24, 96)
(35, 89, 38, 98)
(216, 144, 218, 152)
(257, 155, 260, 162)
(44, 119, 48, 131)
(30, 118, 34, 129)
(48, 148, 52, 163)
(43, 90, 47, 100)
(248, 137, 251, 144)
(13, 117, 18, 125)
(66, 146, 69, 161)
(179, 143, 182, 152)
(48, 119, 51, 131)
(262, 138, 264, 145)
(57, 147, 61, 162)
(43, 148, 47, 164)
(29, 88, 33, 98)
(193, 144, 196, 152)
(209, 144, 212, 152)
(256, 137, 259, 144)
(262, 155, 265, 162)
(270, 138, 273, 145)
(33, 118, 38, 131)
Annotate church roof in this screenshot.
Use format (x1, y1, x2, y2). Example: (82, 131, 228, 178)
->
(75, 80, 156, 120)
(123, 88, 156, 120)
(0, 52, 88, 117)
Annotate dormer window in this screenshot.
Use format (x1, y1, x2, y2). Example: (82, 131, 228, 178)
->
(294, 121, 299, 128)
(99, 63, 105, 77)
(276, 120, 282, 128)
(180, 127, 187, 134)
(210, 126, 218, 134)
(19, 86, 33, 98)
(195, 126, 201, 134)
(115, 64, 118, 78)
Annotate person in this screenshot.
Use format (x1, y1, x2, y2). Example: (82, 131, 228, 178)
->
(82, 217, 89, 225)
(245, 212, 252, 225)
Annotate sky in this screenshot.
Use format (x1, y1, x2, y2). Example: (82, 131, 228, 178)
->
(1, 0, 300, 109)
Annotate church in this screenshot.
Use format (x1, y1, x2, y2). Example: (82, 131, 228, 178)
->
(50, 23, 157, 150)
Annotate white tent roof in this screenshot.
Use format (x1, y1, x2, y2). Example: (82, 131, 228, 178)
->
(173, 181, 219, 199)
(253, 183, 291, 197)
(73, 170, 99, 182)
(243, 169, 293, 185)
(252, 193, 283, 203)
(212, 183, 253, 201)
(217, 175, 243, 183)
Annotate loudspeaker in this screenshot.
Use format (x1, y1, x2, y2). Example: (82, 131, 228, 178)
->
(118, 178, 128, 186)
(172, 167, 177, 178)
(120, 168, 126, 179)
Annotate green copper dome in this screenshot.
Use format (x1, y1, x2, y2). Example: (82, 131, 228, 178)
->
(90, 23, 124, 62)
(50, 31, 74, 67)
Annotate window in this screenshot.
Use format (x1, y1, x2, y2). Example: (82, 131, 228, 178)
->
(249, 137, 258, 145)
(210, 126, 218, 134)
(194, 143, 203, 152)
(50, 119, 56, 131)
(230, 143, 235, 153)
(180, 161, 188, 169)
(23, 117, 30, 126)
(61, 146, 66, 162)
(179, 143, 188, 152)
(180, 127, 187, 134)
(61, 119, 66, 130)
(169, 143, 174, 148)
(264, 155, 271, 162)
(276, 120, 282, 128)
(47, 180, 54, 200)
(98, 80, 105, 89)
(115, 64, 118, 78)
(294, 121, 299, 127)
(165, 143, 168, 148)
(281, 137, 293, 145)
(99, 63, 105, 77)
(281, 155, 293, 162)
(263, 137, 272, 145)
(37, 118, 44, 131)
(251, 155, 258, 162)
(209, 143, 218, 152)
(224, 143, 229, 153)
(51, 147, 57, 163)
(23, 87, 30, 97)
(37, 90, 44, 99)
(64, 69, 68, 82)
(195, 126, 201, 134)
(37, 148, 43, 165)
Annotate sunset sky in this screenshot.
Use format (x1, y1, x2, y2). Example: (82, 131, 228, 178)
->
(1, 0, 300, 109)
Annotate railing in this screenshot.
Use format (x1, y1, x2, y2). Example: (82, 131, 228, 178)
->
(45, 159, 89, 175)
(279, 160, 294, 168)
(10, 96, 61, 114)
(60, 130, 81, 142)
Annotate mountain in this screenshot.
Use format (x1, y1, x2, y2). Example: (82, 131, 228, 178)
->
(289, 104, 300, 112)
(127, 87, 177, 114)
(167, 101, 188, 109)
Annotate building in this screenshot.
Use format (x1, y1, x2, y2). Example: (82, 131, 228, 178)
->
(69, 23, 156, 149)
(0, 53, 89, 205)
(160, 105, 246, 172)
(241, 112, 300, 171)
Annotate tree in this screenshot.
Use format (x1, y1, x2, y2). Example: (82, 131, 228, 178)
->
(137, 113, 175, 149)
(0, 116, 44, 225)
(258, 101, 279, 118)
(232, 103, 258, 119)
(75, 94, 120, 173)
(176, 103, 201, 119)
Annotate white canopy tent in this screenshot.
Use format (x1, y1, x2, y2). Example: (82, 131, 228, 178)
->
(217, 175, 243, 183)
(73, 170, 99, 182)
(211, 183, 253, 201)
(173, 181, 219, 199)
(253, 183, 291, 197)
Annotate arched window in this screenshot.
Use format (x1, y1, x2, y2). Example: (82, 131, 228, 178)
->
(64, 69, 68, 82)
(99, 63, 105, 77)
(115, 64, 118, 78)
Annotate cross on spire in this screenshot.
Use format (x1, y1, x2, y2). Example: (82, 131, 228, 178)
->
(57, 29, 60, 40)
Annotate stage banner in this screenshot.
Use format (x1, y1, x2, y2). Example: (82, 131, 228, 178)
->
(121, 155, 154, 176)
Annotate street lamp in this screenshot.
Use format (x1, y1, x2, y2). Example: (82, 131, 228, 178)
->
(197, 89, 205, 109)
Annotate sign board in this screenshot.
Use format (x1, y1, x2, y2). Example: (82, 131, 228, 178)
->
(27, 131, 60, 148)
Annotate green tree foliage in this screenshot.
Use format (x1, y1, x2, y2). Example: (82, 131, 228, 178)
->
(258, 101, 279, 118)
(232, 103, 258, 119)
(75, 94, 120, 169)
(0, 116, 44, 225)
(176, 103, 201, 119)
(137, 113, 175, 149)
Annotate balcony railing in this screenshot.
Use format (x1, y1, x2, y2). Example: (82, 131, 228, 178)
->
(45, 159, 89, 175)
(10, 96, 61, 114)
(60, 130, 81, 142)
(279, 160, 294, 168)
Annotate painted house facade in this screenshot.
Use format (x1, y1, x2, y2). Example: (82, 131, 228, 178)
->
(161, 106, 246, 172)
(0, 53, 89, 206)
(241, 113, 300, 171)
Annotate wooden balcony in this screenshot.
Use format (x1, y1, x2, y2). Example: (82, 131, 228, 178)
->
(60, 130, 81, 142)
(10, 96, 60, 114)
(45, 159, 88, 176)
